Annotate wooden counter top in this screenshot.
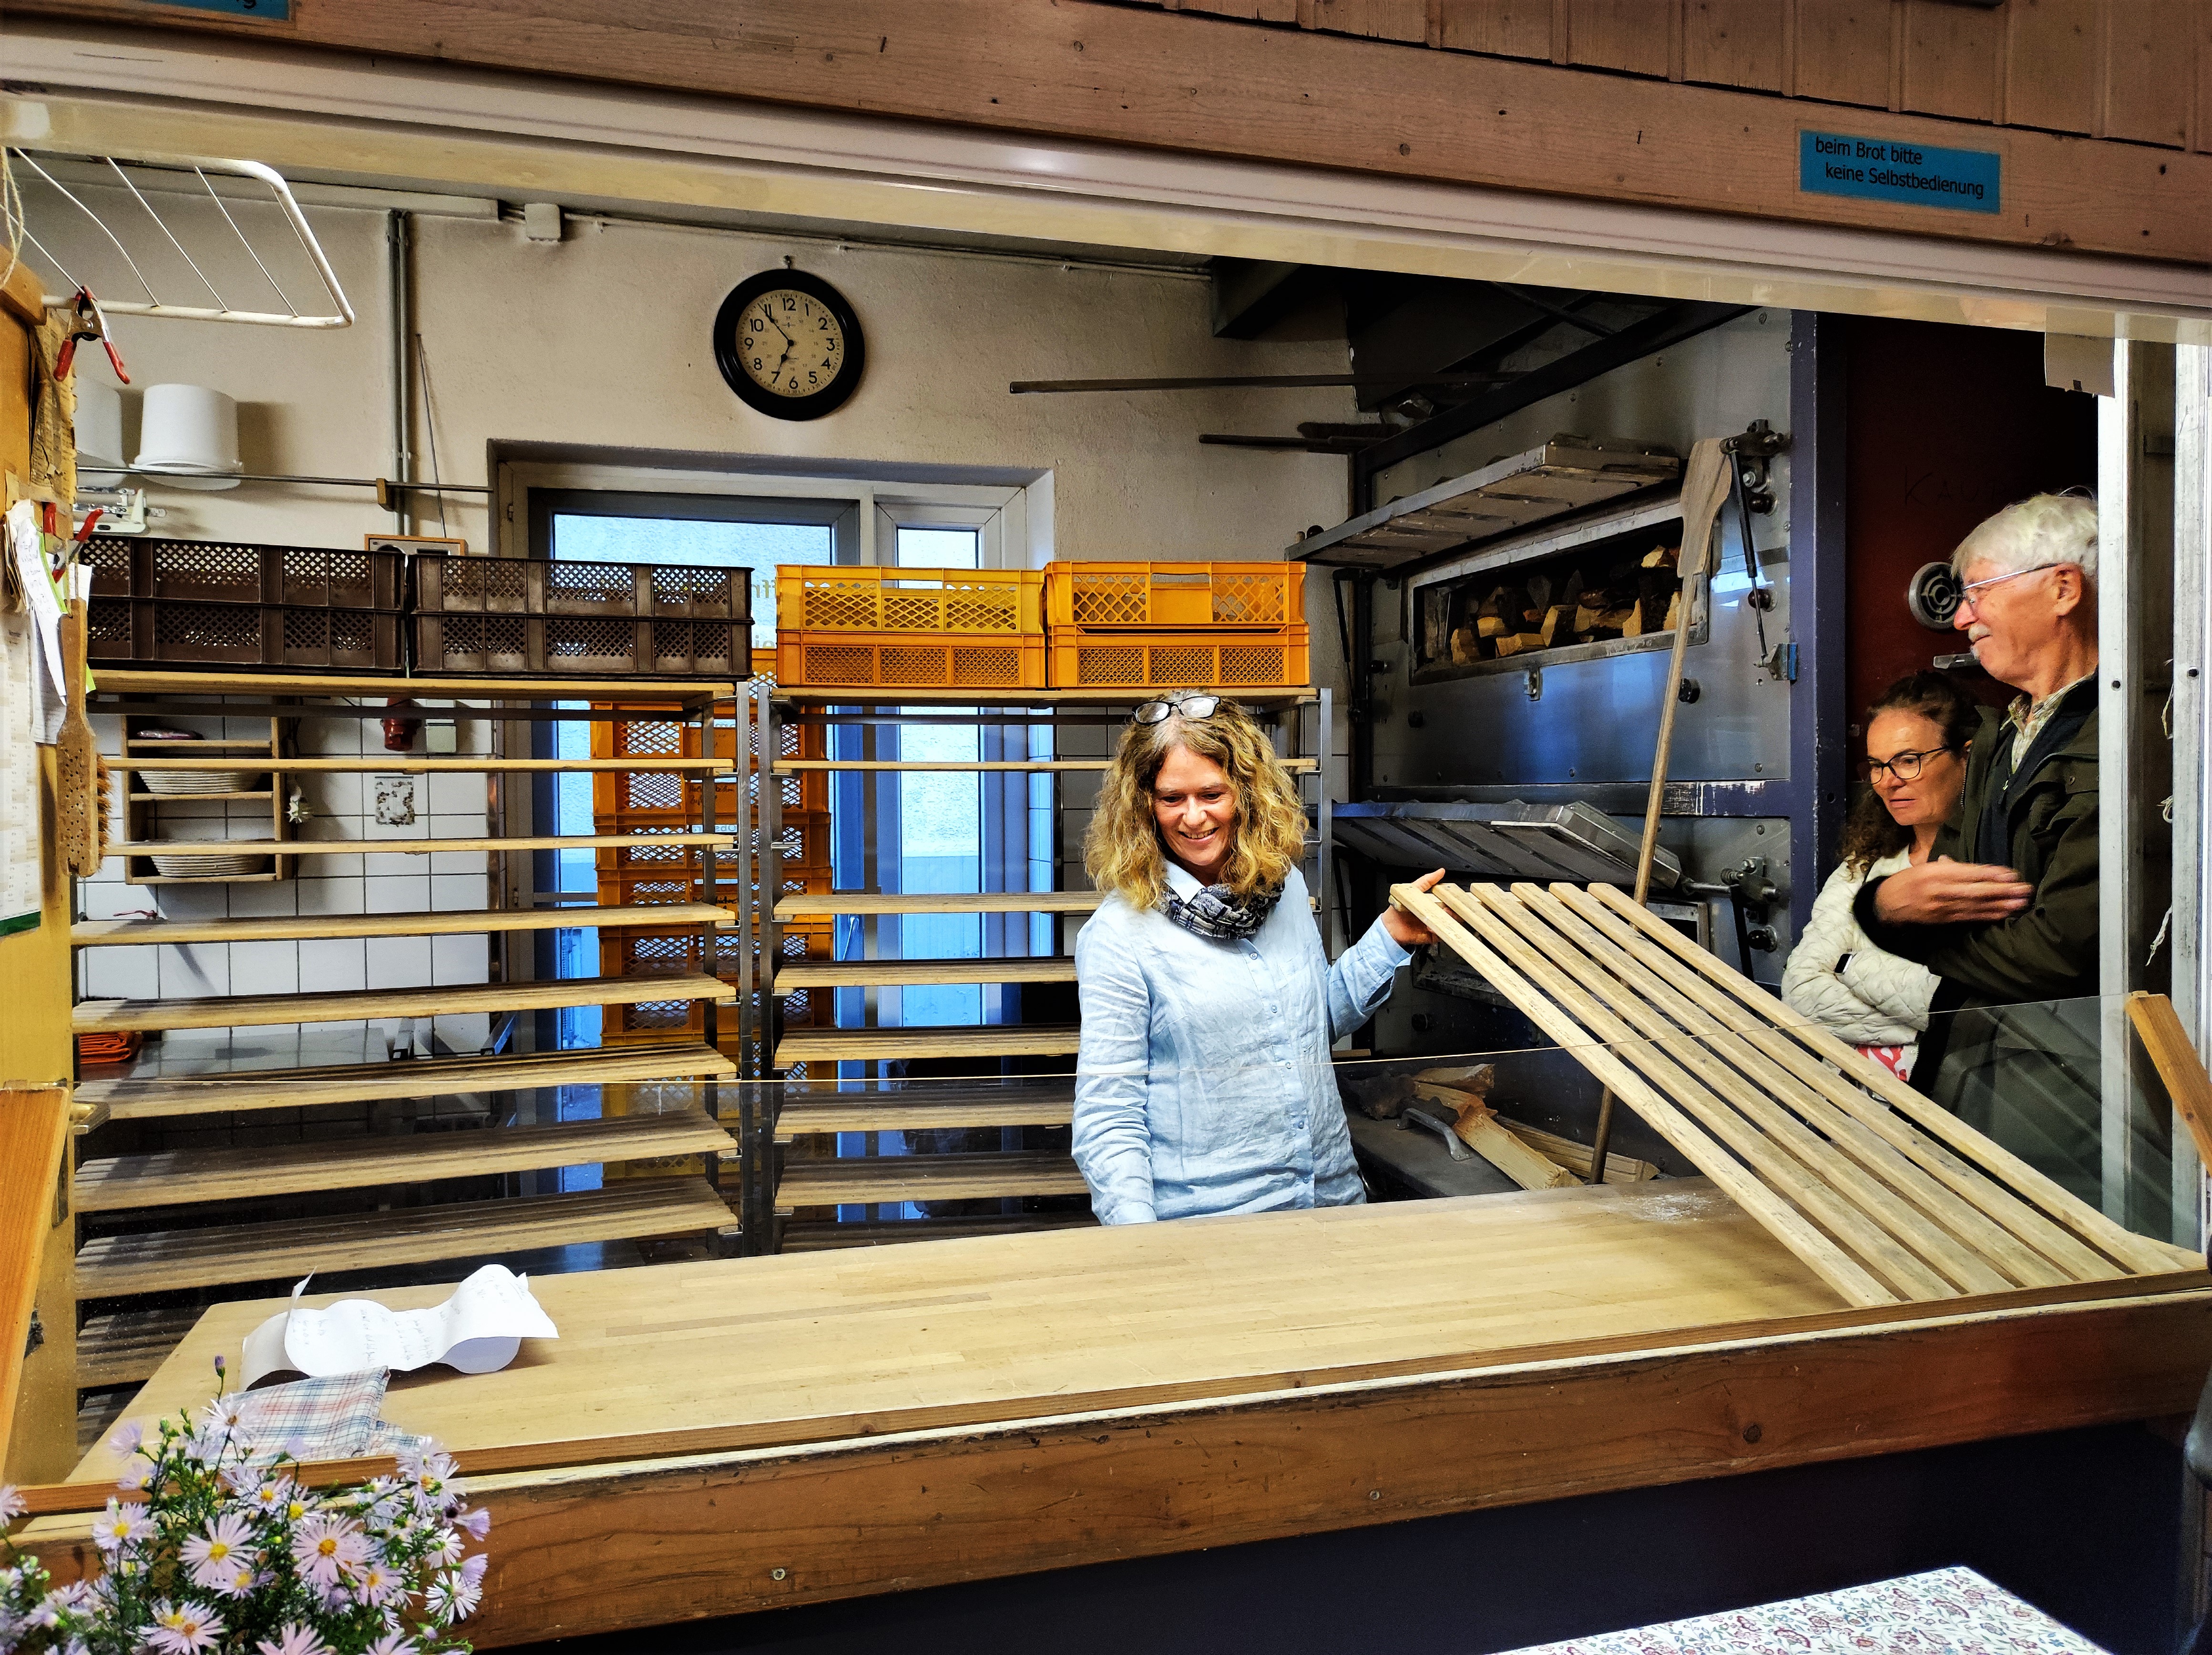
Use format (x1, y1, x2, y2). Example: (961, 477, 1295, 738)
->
(83, 1179, 1836, 1481)
(38, 1181, 2212, 1648)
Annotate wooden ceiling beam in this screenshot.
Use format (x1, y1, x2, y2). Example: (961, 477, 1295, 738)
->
(3, 1, 2204, 265)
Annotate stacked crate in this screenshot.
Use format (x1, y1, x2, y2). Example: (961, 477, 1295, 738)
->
(591, 688, 831, 1055)
(1044, 562, 1309, 688)
(774, 567, 1046, 688)
(414, 555, 748, 677)
(84, 535, 406, 672)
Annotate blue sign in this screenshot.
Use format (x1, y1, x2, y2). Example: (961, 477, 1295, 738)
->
(141, 0, 290, 17)
(1800, 130, 2000, 215)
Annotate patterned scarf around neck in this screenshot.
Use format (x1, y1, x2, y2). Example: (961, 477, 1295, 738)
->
(1163, 878, 1284, 942)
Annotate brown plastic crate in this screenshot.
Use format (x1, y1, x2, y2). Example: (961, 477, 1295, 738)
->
(416, 554, 750, 622)
(413, 613, 747, 676)
(85, 535, 403, 608)
(88, 597, 403, 671)
(1046, 626, 1310, 688)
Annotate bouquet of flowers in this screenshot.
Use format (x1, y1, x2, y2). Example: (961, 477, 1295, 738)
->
(0, 1364, 487, 1655)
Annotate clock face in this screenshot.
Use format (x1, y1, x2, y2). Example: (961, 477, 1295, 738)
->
(713, 270, 866, 421)
(735, 288, 845, 399)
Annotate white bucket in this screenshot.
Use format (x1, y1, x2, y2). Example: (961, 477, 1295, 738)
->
(74, 378, 127, 485)
(134, 383, 242, 491)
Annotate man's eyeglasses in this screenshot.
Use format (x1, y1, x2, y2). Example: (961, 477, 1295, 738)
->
(1954, 562, 2062, 615)
(1133, 694, 1222, 725)
(1864, 746, 1956, 782)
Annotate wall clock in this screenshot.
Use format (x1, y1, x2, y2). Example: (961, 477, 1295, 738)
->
(713, 269, 865, 420)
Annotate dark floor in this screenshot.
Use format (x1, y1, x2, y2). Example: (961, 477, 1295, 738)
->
(531, 1422, 2188, 1655)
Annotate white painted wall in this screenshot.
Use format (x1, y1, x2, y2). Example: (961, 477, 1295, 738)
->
(63, 194, 1354, 1037)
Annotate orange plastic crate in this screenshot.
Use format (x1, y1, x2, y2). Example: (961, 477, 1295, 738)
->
(777, 631, 1047, 689)
(1045, 561, 1304, 631)
(776, 566, 1044, 634)
(1046, 626, 1310, 689)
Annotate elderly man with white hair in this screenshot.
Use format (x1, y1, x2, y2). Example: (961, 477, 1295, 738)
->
(1854, 492, 2101, 1193)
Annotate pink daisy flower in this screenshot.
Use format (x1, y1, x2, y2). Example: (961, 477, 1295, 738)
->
(290, 1512, 368, 1586)
(90, 1499, 148, 1553)
(0, 1484, 23, 1521)
(352, 1559, 400, 1607)
(363, 1631, 417, 1655)
(454, 1506, 491, 1541)
(255, 1624, 332, 1655)
(142, 1599, 226, 1653)
(181, 1512, 255, 1594)
(106, 1421, 143, 1457)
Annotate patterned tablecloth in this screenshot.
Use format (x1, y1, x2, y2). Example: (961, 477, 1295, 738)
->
(1501, 1567, 2106, 1654)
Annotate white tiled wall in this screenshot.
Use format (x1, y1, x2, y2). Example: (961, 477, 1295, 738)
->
(80, 706, 502, 1055)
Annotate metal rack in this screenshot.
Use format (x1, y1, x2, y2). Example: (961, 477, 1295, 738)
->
(730, 683, 1330, 1253)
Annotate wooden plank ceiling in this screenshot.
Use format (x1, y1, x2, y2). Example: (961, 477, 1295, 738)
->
(1156, 0, 2207, 153)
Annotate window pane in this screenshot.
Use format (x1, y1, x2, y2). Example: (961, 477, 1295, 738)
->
(895, 526, 980, 568)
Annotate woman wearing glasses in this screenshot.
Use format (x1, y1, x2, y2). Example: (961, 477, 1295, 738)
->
(1071, 692, 1444, 1225)
(1782, 673, 1979, 1081)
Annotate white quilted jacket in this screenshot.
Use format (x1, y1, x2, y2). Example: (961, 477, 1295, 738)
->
(1781, 850, 1939, 1053)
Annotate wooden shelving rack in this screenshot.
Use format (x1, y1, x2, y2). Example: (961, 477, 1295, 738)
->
(741, 682, 1328, 1254)
(120, 721, 293, 886)
(69, 671, 747, 1390)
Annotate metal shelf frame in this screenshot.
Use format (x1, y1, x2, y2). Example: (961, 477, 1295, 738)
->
(737, 683, 1331, 1254)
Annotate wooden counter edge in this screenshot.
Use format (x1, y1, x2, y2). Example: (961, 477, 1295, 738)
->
(21, 1279, 2212, 1645)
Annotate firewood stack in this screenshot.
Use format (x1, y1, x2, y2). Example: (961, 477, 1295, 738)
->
(1445, 543, 1682, 665)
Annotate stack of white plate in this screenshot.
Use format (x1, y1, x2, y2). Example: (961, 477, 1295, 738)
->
(150, 850, 271, 879)
(143, 768, 261, 797)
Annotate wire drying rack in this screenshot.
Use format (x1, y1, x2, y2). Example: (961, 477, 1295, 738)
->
(1, 147, 354, 329)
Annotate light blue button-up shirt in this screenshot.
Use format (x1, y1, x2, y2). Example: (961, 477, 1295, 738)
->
(1071, 861, 1412, 1225)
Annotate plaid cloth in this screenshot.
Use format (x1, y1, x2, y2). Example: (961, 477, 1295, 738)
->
(2002, 670, 2096, 778)
(1499, 1566, 2103, 1654)
(235, 1368, 431, 1461)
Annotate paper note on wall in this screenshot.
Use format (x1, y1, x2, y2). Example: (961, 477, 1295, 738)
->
(0, 604, 41, 935)
(239, 1263, 560, 1389)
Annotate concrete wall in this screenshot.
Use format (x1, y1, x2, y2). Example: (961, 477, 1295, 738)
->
(65, 194, 1353, 1040)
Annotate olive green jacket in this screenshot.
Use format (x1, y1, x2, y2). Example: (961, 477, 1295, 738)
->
(1855, 677, 2099, 1006)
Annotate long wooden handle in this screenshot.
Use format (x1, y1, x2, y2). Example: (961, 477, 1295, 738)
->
(57, 601, 102, 876)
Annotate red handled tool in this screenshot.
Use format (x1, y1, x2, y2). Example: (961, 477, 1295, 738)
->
(52, 288, 129, 383)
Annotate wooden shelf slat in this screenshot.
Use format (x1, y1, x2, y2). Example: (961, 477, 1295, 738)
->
(774, 1025, 1082, 1062)
(75, 904, 733, 947)
(76, 1307, 205, 1389)
(775, 1151, 1087, 1209)
(775, 957, 1075, 989)
(776, 758, 1316, 773)
(776, 1084, 1075, 1139)
(95, 672, 736, 699)
(76, 972, 734, 1033)
(76, 1107, 735, 1214)
(76, 1042, 735, 1124)
(107, 832, 734, 858)
(778, 1211, 1096, 1251)
(775, 685, 1318, 706)
(110, 757, 738, 774)
(777, 891, 1101, 918)
(76, 1177, 735, 1298)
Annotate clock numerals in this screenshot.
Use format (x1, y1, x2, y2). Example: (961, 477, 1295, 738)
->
(717, 273, 861, 419)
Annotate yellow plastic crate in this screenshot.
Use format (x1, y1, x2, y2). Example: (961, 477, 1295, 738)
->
(776, 566, 1044, 634)
(777, 631, 1047, 689)
(1046, 626, 1311, 689)
(1045, 561, 1304, 630)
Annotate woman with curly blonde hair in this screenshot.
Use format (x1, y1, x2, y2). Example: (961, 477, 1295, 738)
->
(1072, 691, 1443, 1225)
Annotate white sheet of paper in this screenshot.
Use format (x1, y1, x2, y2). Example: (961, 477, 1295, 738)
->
(5, 503, 64, 708)
(239, 1263, 560, 1389)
